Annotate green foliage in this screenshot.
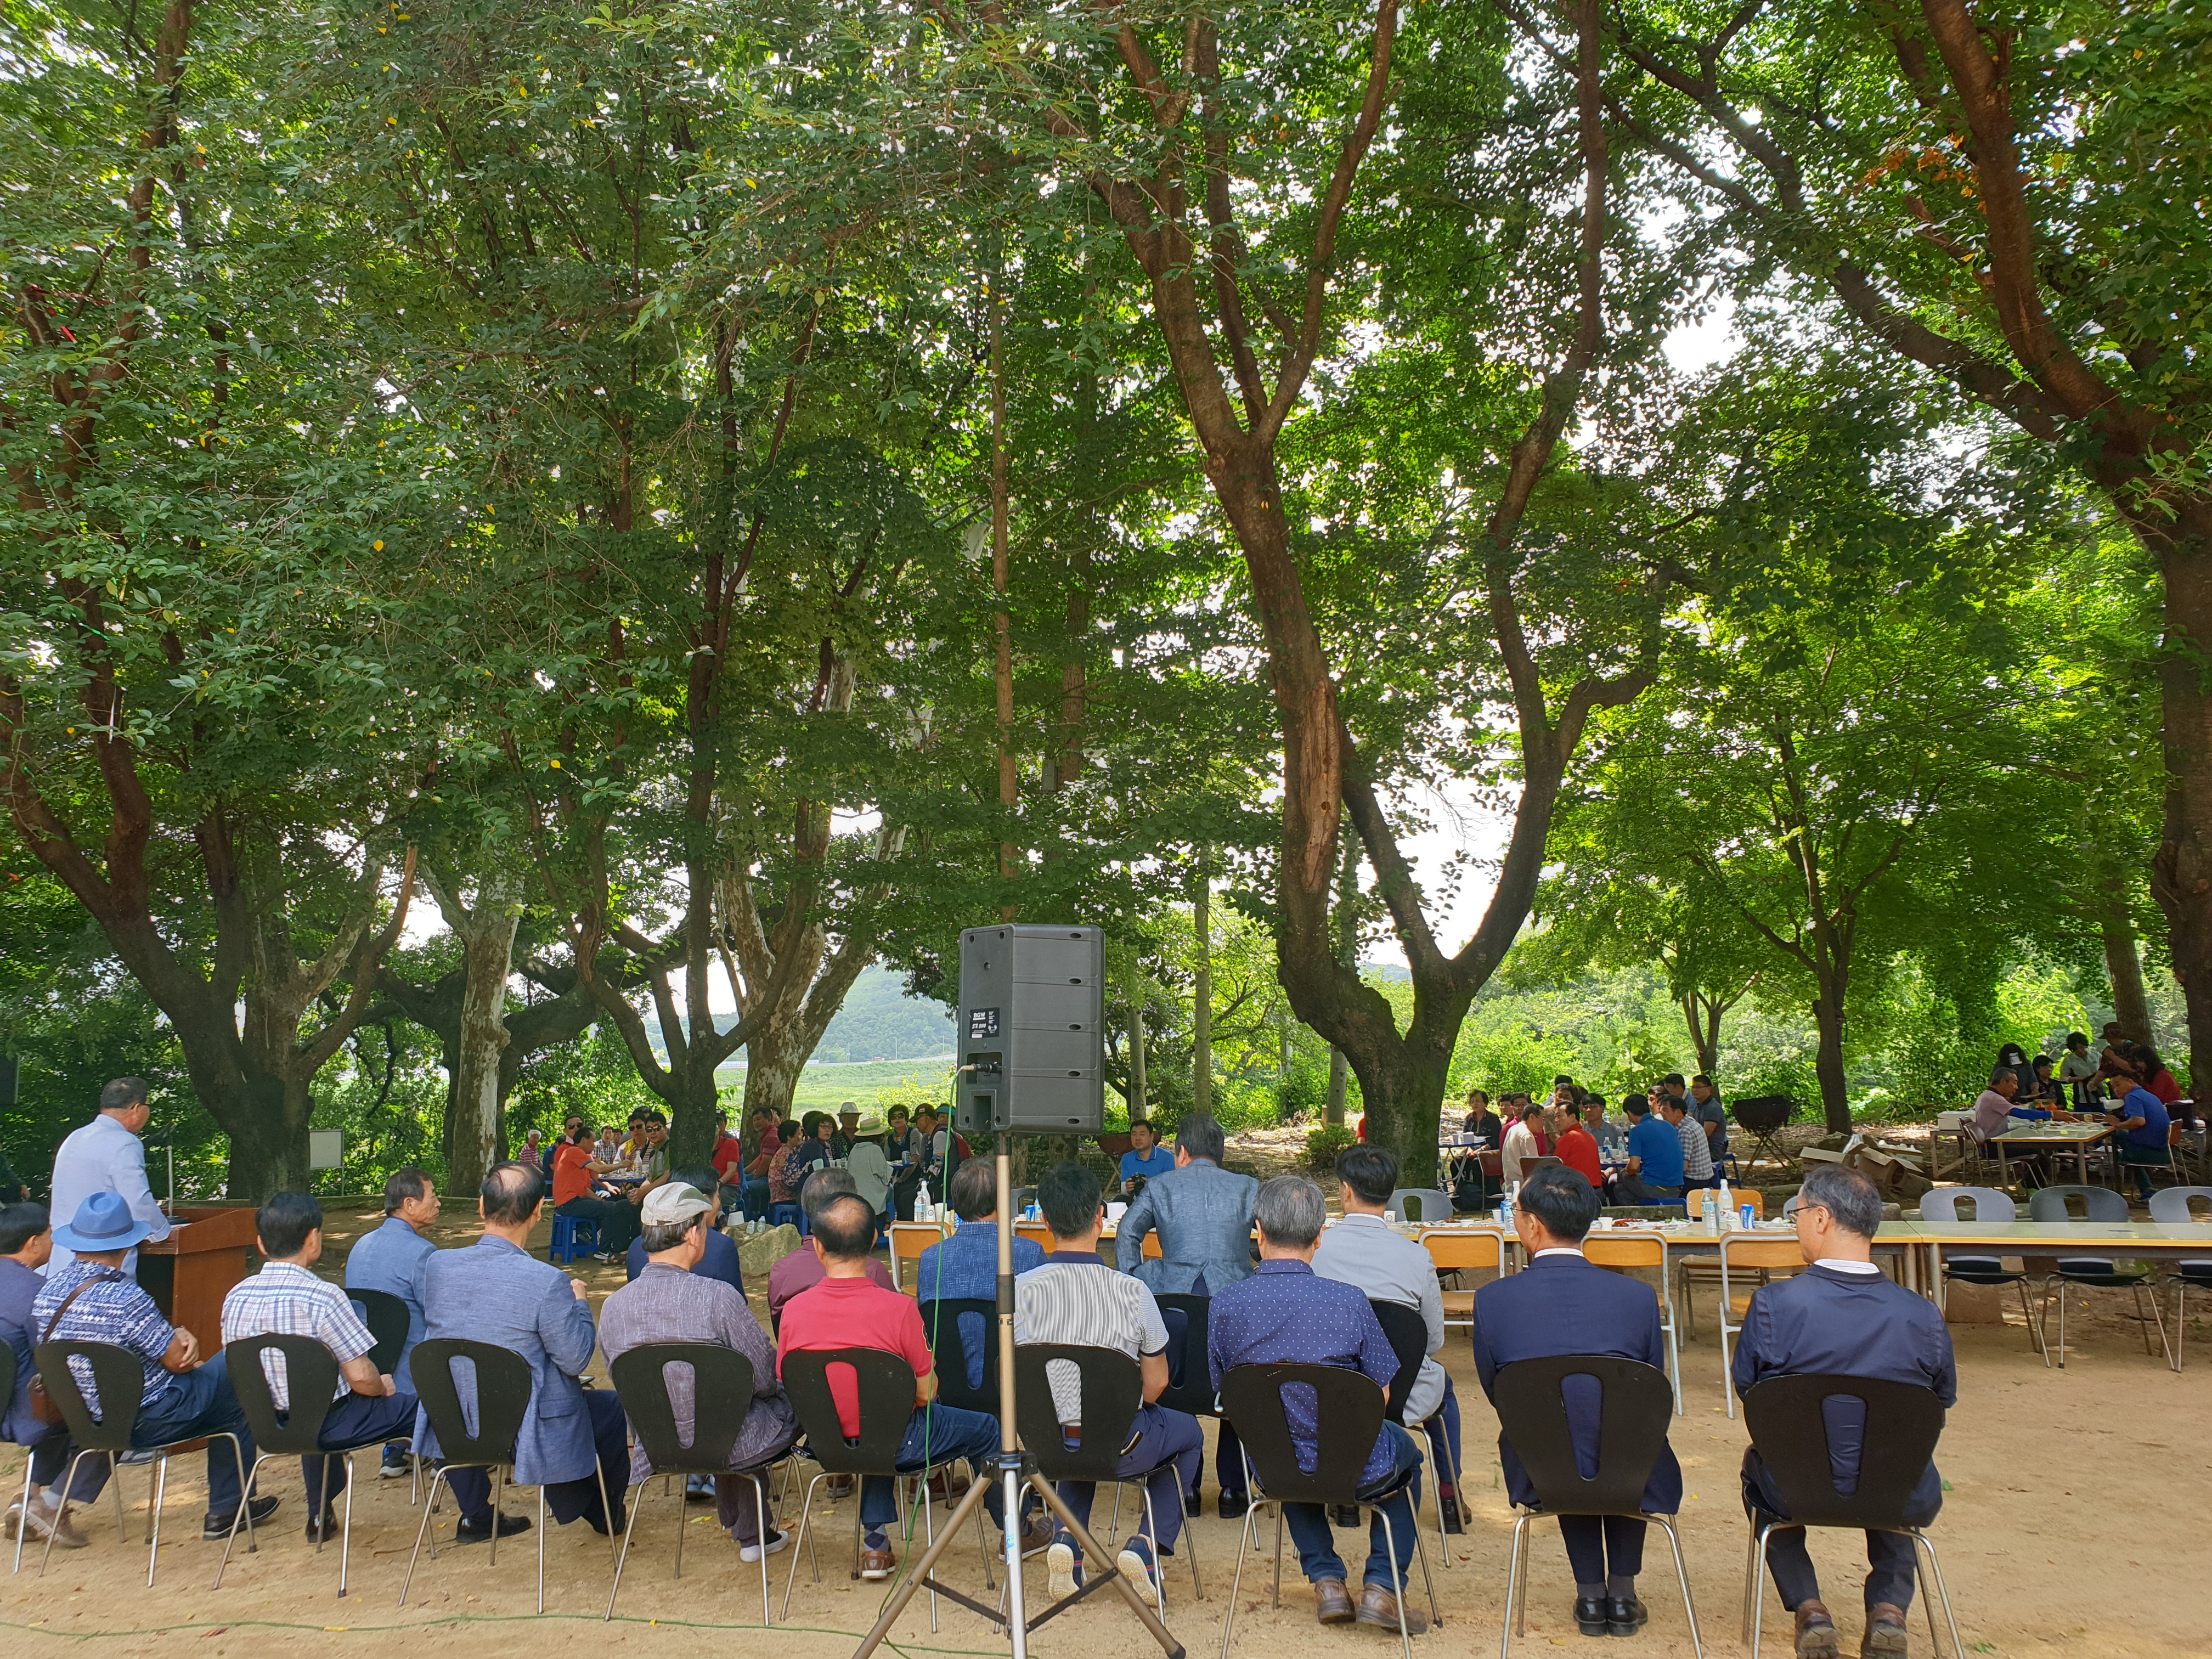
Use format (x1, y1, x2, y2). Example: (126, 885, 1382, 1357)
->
(1302, 1123, 1359, 1174)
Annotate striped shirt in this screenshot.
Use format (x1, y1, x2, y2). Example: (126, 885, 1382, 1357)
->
(221, 1261, 375, 1408)
(1013, 1250, 1167, 1425)
(32, 1263, 176, 1410)
(1676, 1116, 1714, 1182)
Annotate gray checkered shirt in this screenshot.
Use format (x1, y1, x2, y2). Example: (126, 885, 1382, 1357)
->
(220, 1261, 374, 1408)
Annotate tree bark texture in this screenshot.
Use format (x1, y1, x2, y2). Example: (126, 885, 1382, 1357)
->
(1191, 865, 1213, 1117)
(1125, 944, 1148, 1121)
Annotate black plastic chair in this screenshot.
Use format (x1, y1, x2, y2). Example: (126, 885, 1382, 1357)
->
(1013, 1343, 1201, 1616)
(216, 1334, 397, 1594)
(606, 1344, 776, 1625)
(1153, 1295, 1217, 1421)
(1918, 1189, 2043, 1357)
(2026, 1184, 2166, 1365)
(345, 1288, 412, 1376)
(2149, 1187, 2212, 1370)
(1739, 1375, 1962, 1659)
(1369, 1299, 1460, 1570)
(1216, 1362, 1439, 1659)
(399, 1336, 615, 1612)
(778, 1346, 976, 1630)
(921, 1296, 1001, 1413)
(1491, 1356, 1701, 1658)
(32, 1338, 255, 1587)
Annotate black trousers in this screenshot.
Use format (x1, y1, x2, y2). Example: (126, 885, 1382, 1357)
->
(444, 1390, 630, 1534)
(1558, 1515, 1645, 1584)
(1742, 1469, 1919, 1611)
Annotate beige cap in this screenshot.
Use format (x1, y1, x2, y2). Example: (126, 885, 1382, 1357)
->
(640, 1182, 714, 1228)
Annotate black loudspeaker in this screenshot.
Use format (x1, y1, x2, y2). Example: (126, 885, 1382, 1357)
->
(955, 926, 1104, 1137)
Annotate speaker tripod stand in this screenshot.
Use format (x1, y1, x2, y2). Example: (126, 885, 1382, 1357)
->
(845, 1136, 1186, 1659)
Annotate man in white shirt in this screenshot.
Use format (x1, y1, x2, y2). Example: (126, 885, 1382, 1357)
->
(1499, 1101, 1544, 1187)
(47, 1078, 171, 1273)
(1311, 1147, 1464, 1532)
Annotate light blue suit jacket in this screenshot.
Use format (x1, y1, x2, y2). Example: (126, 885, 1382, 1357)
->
(1114, 1159, 1259, 1294)
(344, 1215, 437, 1391)
(411, 1234, 599, 1486)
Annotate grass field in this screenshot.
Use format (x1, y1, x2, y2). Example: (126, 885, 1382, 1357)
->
(711, 1055, 956, 1111)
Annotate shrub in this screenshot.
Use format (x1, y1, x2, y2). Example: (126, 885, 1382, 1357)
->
(1303, 1122, 1358, 1172)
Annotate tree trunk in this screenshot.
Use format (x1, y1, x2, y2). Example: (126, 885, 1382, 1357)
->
(221, 1070, 317, 1198)
(1192, 866, 1212, 1116)
(1326, 825, 1358, 1127)
(2102, 918, 2151, 1043)
(1125, 945, 1148, 1121)
(1327, 1050, 1348, 1127)
(448, 901, 520, 1194)
(1811, 969, 1852, 1133)
(1348, 1019, 1458, 1186)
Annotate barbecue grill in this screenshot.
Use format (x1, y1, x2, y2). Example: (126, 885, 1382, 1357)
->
(1729, 1095, 1798, 1173)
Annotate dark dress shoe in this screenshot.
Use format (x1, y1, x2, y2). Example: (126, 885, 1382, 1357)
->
(305, 1509, 342, 1544)
(1438, 1483, 1465, 1533)
(455, 1511, 532, 1544)
(201, 1495, 279, 1540)
(1356, 1582, 1430, 1634)
(1576, 1595, 1611, 1636)
(1331, 1503, 1361, 1528)
(1217, 1490, 1250, 1520)
(1861, 1602, 1909, 1658)
(1313, 1578, 1356, 1624)
(1184, 1490, 1203, 1519)
(1795, 1600, 1839, 1659)
(1607, 1594, 1649, 1636)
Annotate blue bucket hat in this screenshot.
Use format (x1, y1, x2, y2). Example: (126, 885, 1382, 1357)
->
(52, 1190, 156, 1255)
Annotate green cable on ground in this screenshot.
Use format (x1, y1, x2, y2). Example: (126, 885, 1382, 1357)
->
(0, 1613, 1011, 1656)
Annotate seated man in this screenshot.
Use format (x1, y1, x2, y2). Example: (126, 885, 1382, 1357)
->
(1119, 1120, 1175, 1199)
(1017, 1161, 1204, 1606)
(624, 1164, 743, 1293)
(1664, 1093, 1716, 1192)
(916, 1159, 1044, 1391)
(2, 1203, 101, 1548)
(1114, 1113, 1259, 1516)
(2102, 1052, 2174, 1201)
(1689, 1076, 1728, 1170)
(768, 1170, 895, 1325)
(1472, 1165, 1681, 1638)
(414, 1163, 629, 1543)
(1611, 1096, 1683, 1206)
(343, 1165, 441, 1479)
(1207, 1175, 1426, 1634)
(777, 1193, 1048, 1579)
(1735, 1164, 1955, 1659)
(1500, 1100, 1546, 1187)
(220, 1192, 419, 1538)
(1552, 1108, 1604, 1191)
(601, 1182, 797, 1561)
(33, 1192, 273, 1538)
(549, 1120, 641, 1262)
(1311, 1146, 1464, 1533)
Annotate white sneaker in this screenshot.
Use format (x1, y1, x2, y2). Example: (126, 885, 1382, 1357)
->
(1046, 1536, 1080, 1600)
(740, 1527, 789, 1563)
(4, 1502, 87, 1549)
(1116, 1536, 1161, 1611)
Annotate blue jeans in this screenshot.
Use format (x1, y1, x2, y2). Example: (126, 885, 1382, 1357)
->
(1421, 1375, 1463, 1482)
(738, 1177, 771, 1220)
(1053, 1403, 1203, 1558)
(1279, 1422, 1424, 1590)
(294, 1390, 422, 1515)
(859, 1404, 1020, 1535)
(443, 1389, 630, 1533)
(131, 1351, 259, 1520)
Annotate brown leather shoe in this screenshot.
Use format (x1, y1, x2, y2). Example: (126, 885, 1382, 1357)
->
(1314, 1578, 1355, 1624)
(859, 1542, 896, 1580)
(1355, 1582, 1430, 1635)
(1019, 1515, 1055, 1559)
(1861, 1603, 1909, 1658)
(1794, 1600, 1839, 1659)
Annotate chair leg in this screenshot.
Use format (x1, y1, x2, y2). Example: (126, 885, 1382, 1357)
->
(1748, 1522, 1777, 1659)
(1217, 1488, 1258, 1659)
(595, 1458, 620, 1568)
(145, 1447, 168, 1588)
(1405, 1496, 1442, 1628)
(10, 1447, 33, 1575)
(918, 1472, 939, 1633)
(335, 1452, 358, 1598)
(604, 1460, 651, 1620)
(1425, 1409, 1459, 1571)
(753, 1474, 772, 1627)
(780, 1471, 830, 1622)
(2014, 1280, 2046, 1358)
(212, 1452, 274, 1589)
(1514, 1510, 1531, 1635)
(535, 1481, 546, 1615)
(671, 1465, 687, 1581)
(488, 1464, 506, 1568)
(1374, 1505, 1412, 1659)
(37, 1449, 98, 1579)
(1649, 1512, 1703, 1659)
(398, 1464, 455, 1607)
(1499, 1511, 1530, 1659)
(1740, 1522, 1759, 1646)
(1910, 1530, 1965, 1659)
(1138, 1482, 1167, 1619)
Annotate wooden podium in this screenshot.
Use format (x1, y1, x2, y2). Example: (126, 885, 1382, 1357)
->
(136, 1206, 260, 1354)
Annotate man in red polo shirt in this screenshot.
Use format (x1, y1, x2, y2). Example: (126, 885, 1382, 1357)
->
(776, 1193, 1047, 1579)
(1552, 1106, 1605, 1190)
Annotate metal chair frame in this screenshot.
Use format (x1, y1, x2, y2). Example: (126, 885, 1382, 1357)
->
(1917, 1189, 2045, 1357)
(1579, 1235, 1683, 1413)
(1737, 1376, 1962, 1659)
(343, 1287, 421, 1503)
(2147, 1188, 2212, 1371)
(1492, 1356, 1701, 1659)
(397, 1336, 618, 1612)
(1717, 1235, 1811, 1419)
(30, 1338, 255, 1588)
(1368, 1299, 1462, 1572)
(604, 1342, 775, 1625)
(216, 1334, 399, 1595)
(1677, 1190, 1769, 1342)
(4, 1346, 33, 1575)
(1215, 1363, 1440, 1659)
(917, 1294, 1008, 1587)
(2026, 1186, 2167, 1366)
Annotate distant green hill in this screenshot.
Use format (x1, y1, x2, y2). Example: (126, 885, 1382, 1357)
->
(712, 1056, 957, 1112)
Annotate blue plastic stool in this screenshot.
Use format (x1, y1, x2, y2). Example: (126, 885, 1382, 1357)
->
(549, 1213, 598, 1264)
(767, 1203, 802, 1233)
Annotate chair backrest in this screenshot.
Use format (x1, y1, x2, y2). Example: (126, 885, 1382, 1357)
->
(226, 1333, 342, 1455)
(410, 1336, 534, 1469)
(780, 1346, 921, 1475)
(1920, 1187, 2016, 1223)
(2028, 1184, 2130, 1223)
(1419, 1228, 1505, 1274)
(1367, 1300, 1428, 1427)
(346, 1287, 412, 1375)
(1014, 1220, 1053, 1252)
(1013, 1344, 1144, 1482)
(1582, 1234, 1664, 1270)
(919, 1296, 999, 1413)
(1492, 1356, 1675, 1517)
(1688, 1188, 1765, 1220)
(1740, 1374, 1945, 1530)
(608, 1342, 754, 1477)
(1386, 1188, 1452, 1225)
(33, 1340, 148, 1452)
(1720, 1235, 1810, 1273)
(889, 1222, 949, 1287)
(2148, 1186, 2212, 1223)
(1220, 1362, 1387, 1505)
(1154, 1293, 1216, 1418)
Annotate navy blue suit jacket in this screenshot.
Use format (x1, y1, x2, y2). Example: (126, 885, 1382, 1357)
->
(1470, 1251, 1683, 1516)
(1731, 1262, 1955, 1525)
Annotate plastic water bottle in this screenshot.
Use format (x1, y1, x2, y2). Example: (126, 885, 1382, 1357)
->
(1714, 1176, 1733, 1234)
(917, 1182, 935, 1223)
(1497, 1190, 1513, 1232)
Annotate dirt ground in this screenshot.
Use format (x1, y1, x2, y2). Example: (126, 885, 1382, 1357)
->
(5, 1195, 2207, 1659)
